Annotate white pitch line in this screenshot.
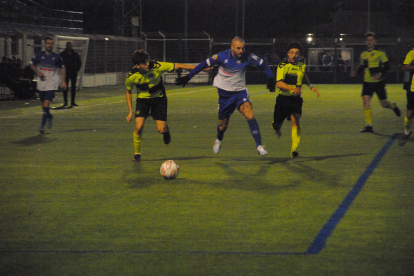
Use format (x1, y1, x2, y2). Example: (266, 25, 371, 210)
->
(0, 88, 215, 119)
(168, 88, 215, 96)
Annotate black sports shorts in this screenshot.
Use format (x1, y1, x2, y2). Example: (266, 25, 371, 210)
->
(361, 81, 387, 100)
(406, 90, 414, 110)
(273, 94, 303, 124)
(135, 96, 167, 121)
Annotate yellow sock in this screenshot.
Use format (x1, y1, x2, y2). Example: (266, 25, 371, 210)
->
(404, 116, 413, 135)
(133, 131, 142, 154)
(364, 108, 372, 125)
(291, 126, 301, 152)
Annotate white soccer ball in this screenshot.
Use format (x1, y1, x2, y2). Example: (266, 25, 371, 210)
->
(160, 160, 179, 180)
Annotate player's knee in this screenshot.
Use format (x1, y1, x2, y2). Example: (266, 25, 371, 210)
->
(291, 114, 301, 125)
(243, 110, 254, 120)
(272, 121, 282, 130)
(135, 127, 143, 135)
(218, 125, 227, 132)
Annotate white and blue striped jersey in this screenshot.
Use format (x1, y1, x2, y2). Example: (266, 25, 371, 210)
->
(30, 51, 64, 91)
(188, 49, 273, 92)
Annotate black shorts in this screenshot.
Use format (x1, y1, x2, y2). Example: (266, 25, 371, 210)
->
(135, 96, 167, 121)
(273, 94, 303, 124)
(361, 81, 387, 100)
(407, 90, 414, 110)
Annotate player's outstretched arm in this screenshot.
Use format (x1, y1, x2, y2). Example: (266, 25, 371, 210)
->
(174, 63, 196, 71)
(175, 60, 211, 87)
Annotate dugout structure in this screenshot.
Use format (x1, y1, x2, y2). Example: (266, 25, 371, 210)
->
(307, 47, 353, 72)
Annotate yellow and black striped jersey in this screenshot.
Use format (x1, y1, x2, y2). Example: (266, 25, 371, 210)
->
(125, 61, 174, 99)
(359, 49, 388, 83)
(276, 61, 306, 96)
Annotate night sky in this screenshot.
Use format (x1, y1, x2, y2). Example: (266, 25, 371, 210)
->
(21, 0, 414, 37)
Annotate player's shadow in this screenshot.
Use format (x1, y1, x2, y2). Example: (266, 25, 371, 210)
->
(150, 156, 216, 162)
(265, 153, 366, 165)
(211, 161, 300, 192)
(371, 132, 397, 138)
(12, 134, 57, 146)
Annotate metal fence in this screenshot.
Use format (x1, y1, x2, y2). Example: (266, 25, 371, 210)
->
(141, 32, 211, 63)
(84, 35, 144, 74)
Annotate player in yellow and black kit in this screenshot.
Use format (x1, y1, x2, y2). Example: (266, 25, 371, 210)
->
(399, 44, 414, 145)
(272, 41, 319, 158)
(125, 50, 197, 162)
(350, 32, 401, 133)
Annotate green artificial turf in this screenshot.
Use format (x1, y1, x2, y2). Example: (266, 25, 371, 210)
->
(0, 84, 413, 275)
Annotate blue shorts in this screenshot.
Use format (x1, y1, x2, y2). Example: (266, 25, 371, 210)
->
(217, 88, 251, 120)
(39, 90, 56, 102)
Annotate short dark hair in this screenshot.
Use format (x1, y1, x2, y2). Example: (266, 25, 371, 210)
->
(44, 36, 54, 43)
(287, 41, 302, 52)
(132, 49, 150, 65)
(365, 32, 376, 39)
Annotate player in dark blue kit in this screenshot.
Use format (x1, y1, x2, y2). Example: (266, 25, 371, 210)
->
(176, 37, 275, 155)
(30, 37, 66, 133)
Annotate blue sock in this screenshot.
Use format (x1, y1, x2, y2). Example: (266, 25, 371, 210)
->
(247, 118, 262, 147)
(217, 124, 225, 141)
(41, 107, 50, 126)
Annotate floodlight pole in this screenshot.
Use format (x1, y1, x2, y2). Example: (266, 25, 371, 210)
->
(367, 0, 371, 32)
(139, 0, 142, 37)
(235, 0, 238, 36)
(121, 0, 125, 37)
(242, 0, 245, 38)
(184, 0, 188, 62)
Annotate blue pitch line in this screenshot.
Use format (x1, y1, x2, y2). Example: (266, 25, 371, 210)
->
(1, 134, 397, 256)
(305, 133, 398, 255)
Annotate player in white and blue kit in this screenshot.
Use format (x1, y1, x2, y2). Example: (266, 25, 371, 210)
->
(30, 37, 66, 133)
(176, 37, 275, 155)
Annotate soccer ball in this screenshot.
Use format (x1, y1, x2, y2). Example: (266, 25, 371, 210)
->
(160, 160, 179, 180)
